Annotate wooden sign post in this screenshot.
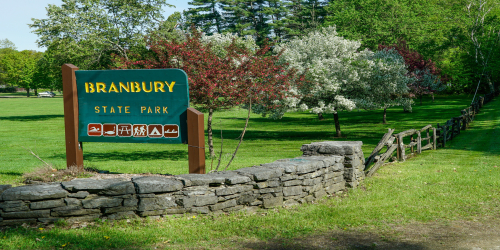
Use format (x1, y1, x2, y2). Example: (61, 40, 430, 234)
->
(62, 63, 205, 174)
(62, 64, 84, 171)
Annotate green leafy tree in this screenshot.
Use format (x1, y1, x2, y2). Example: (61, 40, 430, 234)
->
(30, 0, 174, 70)
(1, 50, 43, 96)
(0, 39, 18, 86)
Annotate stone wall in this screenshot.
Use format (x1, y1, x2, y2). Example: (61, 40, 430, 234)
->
(0, 141, 364, 226)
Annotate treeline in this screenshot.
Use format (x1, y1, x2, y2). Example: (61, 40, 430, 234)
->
(183, 0, 500, 93)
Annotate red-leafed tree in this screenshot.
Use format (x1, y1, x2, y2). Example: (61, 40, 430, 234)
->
(379, 40, 446, 105)
(117, 28, 303, 162)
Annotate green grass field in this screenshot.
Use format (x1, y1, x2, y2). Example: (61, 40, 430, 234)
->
(0, 95, 498, 249)
(0, 94, 477, 185)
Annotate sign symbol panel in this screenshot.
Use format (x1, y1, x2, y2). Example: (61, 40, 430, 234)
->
(87, 123, 102, 136)
(148, 125, 163, 138)
(163, 124, 179, 138)
(103, 124, 117, 137)
(117, 124, 132, 137)
(133, 124, 147, 137)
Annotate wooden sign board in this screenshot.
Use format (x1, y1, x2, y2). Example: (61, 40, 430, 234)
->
(62, 64, 205, 173)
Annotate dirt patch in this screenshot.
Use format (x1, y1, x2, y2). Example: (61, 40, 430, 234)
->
(235, 219, 500, 250)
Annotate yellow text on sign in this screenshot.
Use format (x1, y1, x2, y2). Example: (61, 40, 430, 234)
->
(85, 81, 175, 93)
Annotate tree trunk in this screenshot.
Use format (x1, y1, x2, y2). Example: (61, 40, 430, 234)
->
(207, 108, 215, 157)
(26, 88, 30, 97)
(486, 74, 495, 93)
(383, 107, 387, 124)
(431, 93, 435, 102)
(34, 88, 38, 96)
(333, 112, 341, 137)
(317, 113, 324, 120)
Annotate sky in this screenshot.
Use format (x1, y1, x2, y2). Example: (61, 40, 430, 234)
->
(0, 0, 191, 52)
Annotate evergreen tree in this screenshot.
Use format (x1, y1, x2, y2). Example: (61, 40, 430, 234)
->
(185, 0, 225, 35)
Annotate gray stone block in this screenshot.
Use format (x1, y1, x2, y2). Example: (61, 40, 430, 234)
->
(61, 178, 127, 193)
(223, 205, 244, 212)
(103, 206, 137, 214)
(137, 194, 176, 211)
(280, 174, 298, 181)
(137, 194, 155, 198)
(132, 176, 183, 194)
(0, 201, 29, 212)
(325, 182, 345, 194)
(211, 171, 252, 184)
(99, 181, 135, 196)
(303, 177, 322, 186)
(176, 186, 211, 196)
(236, 167, 283, 181)
(1, 209, 50, 219)
(249, 200, 262, 206)
(68, 191, 89, 199)
(262, 196, 282, 208)
(0, 185, 12, 200)
(215, 185, 252, 196)
(0, 218, 37, 226)
(38, 217, 64, 224)
(177, 174, 225, 186)
(165, 208, 187, 214)
(106, 211, 138, 220)
(283, 199, 300, 207)
(313, 190, 327, 199)
(344, 157, 361, 168)
(177, 195, 218, 208)
(65, 198, 82, 207)
(123, 197, 138, 207)
(2, 184, 68, 201)
(30, 199, 65, 210)
(210, 199, 237, 211)
(82, 197, 122, 209)
(283, 186, 303, 197)
(64, 214, 100, 224)
(138, 210, 164, 217)
(51, 206, 100, 217)
(189, 207, 209, 214)
(295, 160, 323, 174)
(259, 187, 282, 194)
(283, 180, 302, 187)
(237, 191, 258, 205)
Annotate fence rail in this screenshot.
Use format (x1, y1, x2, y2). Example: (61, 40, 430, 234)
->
(365, 91, 499, 177)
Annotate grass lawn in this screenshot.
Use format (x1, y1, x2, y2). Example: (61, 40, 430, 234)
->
(0, 94, 479, 185)
(0, 95, 498, 249)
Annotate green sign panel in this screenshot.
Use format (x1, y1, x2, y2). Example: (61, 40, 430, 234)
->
(75, 69, 189, 144)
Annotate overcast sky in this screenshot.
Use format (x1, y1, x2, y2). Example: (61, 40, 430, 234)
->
(0, 0, 190, 52)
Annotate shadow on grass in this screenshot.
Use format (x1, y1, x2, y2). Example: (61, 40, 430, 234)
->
(0, 171, 23, 177)
(0, 115, 64, 122)
(49, 150, 188, 162)
(240, 231, 427, 250)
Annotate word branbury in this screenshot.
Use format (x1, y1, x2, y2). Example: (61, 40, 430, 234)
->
(75, 69, 189, 144)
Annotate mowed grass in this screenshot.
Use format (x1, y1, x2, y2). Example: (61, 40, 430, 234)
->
(0, 96, 498, 249)
(0, 94, 478, 185)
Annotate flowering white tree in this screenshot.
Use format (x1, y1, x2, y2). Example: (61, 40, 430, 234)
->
(268, 26, 372, 136)
(259, 27, 413, 135)
(354, 49, 413, 124)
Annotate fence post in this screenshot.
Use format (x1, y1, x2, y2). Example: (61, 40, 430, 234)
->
(427, 128, 430, 147)
(417, 131, 421, 154)
(461, 110, 467, 130)
(432, 127, 437, 150)
(398, 134, 405, 162)
(410, 134, 414, 153)
(442, 124, 447, 148)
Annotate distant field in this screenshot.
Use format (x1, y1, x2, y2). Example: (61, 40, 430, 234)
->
(0, 94, 476, 185)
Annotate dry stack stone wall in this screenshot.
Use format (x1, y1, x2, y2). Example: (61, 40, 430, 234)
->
(0, 141, 364, 226)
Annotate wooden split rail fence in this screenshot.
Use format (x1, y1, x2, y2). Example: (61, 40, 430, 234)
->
(364, 91, 499, 177)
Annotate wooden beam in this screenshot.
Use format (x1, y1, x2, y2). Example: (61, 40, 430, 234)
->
(62, 64, 84, 171)
(187, 108, 206, 174)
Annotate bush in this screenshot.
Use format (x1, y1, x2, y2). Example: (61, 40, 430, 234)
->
(0, 86, 16, 93)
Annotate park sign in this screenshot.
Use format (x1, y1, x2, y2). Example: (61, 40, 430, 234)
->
(75, 69, 189, 144)
(62, 64, 206, 174)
